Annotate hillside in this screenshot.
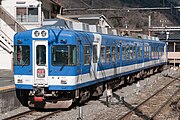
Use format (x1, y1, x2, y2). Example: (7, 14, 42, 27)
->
(59, 0, 180, 34)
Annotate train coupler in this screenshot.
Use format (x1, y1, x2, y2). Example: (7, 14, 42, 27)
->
(34, 96, 44, 102)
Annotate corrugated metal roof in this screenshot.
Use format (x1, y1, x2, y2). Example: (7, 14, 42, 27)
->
(159, 33, 180, 42)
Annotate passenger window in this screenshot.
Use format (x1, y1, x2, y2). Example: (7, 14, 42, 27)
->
(133, 46, 136, 59)
(100, 46, 105, 63)
(138, 46, 142, 59)
(112, 46, 116, 62)
(117, 46, 120, 60)
(106, 46, 110, 62)
(122, 46, 126, 60)
(129, 46, 133, 60)
(84, 45, 90, 65)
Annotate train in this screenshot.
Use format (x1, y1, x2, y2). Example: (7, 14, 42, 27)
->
(13, 28, 167, 109)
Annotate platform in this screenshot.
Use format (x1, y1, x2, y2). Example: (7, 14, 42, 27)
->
(0, 69, 14, 88)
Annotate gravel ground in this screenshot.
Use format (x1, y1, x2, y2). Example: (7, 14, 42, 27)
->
(0, 67, 179, 120)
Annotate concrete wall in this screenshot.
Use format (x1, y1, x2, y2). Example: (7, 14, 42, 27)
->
(0, 88, 21, 113)
(0, 48, 12, 69)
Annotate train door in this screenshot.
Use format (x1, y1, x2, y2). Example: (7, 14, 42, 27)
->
(76, 38, 82, 83)
(90, 34, 102, 79)
(33, 41, 48, 86)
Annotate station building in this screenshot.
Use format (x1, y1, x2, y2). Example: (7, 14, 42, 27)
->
(160, 33, 180, 67)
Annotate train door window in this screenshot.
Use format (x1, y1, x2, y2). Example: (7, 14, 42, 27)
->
(93, 45, 97, 63)
(112, 46, 116, 62)
(106, 46, 110, 62)
(84, 45, 90, 65)
(100, 46, 105, 63)
(69, 46, 76, 65)
(117, 46, 120, 60)
(36, 45, 46, 66)
(126, 46, 130, 60)
(14, 45, 30, 66)
(77, 45, 80, 65)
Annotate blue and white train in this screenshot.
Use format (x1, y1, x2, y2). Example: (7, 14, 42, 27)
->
(14, 28, 167, 108)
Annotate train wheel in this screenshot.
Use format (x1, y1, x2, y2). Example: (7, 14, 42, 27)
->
(79, 90, 91, 104)
(16, 89, 29, 107)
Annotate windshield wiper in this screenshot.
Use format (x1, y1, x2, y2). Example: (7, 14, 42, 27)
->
(59, 63, 65, 71)
(21, 57, 29, 67)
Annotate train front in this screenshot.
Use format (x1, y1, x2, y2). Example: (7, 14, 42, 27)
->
(14, 29, 78, 109)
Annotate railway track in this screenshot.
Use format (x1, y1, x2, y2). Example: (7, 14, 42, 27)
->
(115, 75, 180, 120)
(2, 109, 62, 120)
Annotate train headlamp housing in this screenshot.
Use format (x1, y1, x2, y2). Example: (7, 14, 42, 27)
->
(32, 30, 48, 38)
(34, 31, 40, 37)
(41, 30, 47, 37)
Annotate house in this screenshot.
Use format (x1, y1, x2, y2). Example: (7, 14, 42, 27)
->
(62, 14, 113, 28)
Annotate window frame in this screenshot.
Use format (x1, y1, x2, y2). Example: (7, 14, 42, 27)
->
(84, 45, 91, 65)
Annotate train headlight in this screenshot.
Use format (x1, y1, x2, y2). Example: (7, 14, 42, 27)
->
(41, 30, 47, 37)
(32, 30, 48, 38)
(34, 31, 40, 37)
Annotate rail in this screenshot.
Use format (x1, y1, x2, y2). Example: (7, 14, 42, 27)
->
(117, 75, 180, 120)
(2, 110, 34, 120)
(2, 109, 63, 120)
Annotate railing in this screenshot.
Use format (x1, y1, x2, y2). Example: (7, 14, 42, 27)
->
(0, 5, 26, 32)
(168, 52, 180, 59)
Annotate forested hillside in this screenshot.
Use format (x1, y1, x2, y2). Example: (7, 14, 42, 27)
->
(59, 0, 180, 34)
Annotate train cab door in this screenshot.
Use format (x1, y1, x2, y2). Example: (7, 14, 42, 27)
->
(33, 41, 48, 86)
(90, 34, 102, 79)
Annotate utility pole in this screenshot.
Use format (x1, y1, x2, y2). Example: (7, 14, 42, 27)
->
(163, 0, 165, 7)
(92, 0, 93, 8)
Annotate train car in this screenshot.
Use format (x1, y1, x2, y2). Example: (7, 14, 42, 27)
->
(13, 28, 167, 109)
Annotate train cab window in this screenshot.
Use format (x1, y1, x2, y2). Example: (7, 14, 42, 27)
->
(36, 45, 46, 66)
(14, 45, 30, 66)
(84, 45, 90, 65)
(52, 45, 76, 66)
(106, 46, 111, 62)
(112, 46, 116, 62)
(100, 46, 105, 63)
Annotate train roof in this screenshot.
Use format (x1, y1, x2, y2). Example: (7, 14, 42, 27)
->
(14, 28, 165, 44)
